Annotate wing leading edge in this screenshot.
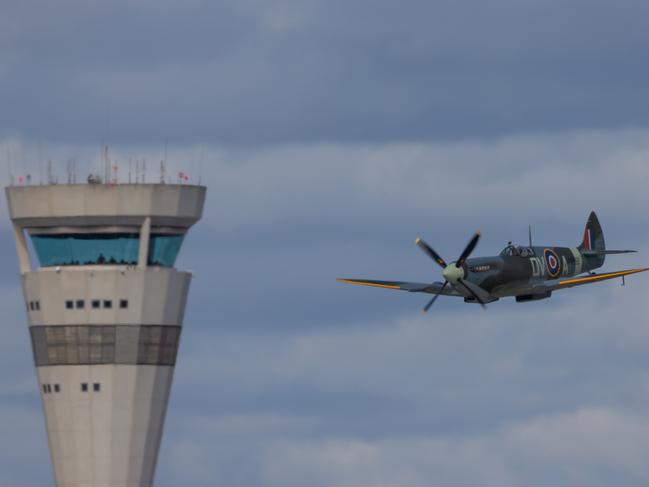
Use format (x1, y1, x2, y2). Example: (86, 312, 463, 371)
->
(336, 279, 463, 296)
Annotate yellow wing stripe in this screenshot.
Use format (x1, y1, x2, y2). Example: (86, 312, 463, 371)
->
(559, 268, 648, 286)
(336, 279, 401, 290)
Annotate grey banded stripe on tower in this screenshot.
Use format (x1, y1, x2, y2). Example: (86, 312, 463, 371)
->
(30, 325, 181, 367)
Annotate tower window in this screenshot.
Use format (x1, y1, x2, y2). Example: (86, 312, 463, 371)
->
(46, 384, 52, 393)
(54, 384, 60, 393)
(30, 233, 140, 267)
(148, 234, 185, 267)
(93, 383, 101, 392)
(65, 300, 74, 309)
(29, 302, 34, 310)
(76, 300, 85, 309)
(81, 383, 88, 392)
(103, 300, 112, 309)
(42, 384, 48, 394)
(35, 301, 40, 310)
(92, 300, 101, 309)
(120, 300, 128, 309)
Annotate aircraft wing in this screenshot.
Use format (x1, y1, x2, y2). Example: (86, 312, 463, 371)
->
(337, 278, 463, 296)
(536, 268, 648, 292)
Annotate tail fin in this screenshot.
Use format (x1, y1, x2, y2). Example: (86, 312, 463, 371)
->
(579, 211, 605, 268)
(578, 211, 605, 252)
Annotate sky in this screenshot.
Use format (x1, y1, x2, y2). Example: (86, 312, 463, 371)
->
(1, 1, 649, 486)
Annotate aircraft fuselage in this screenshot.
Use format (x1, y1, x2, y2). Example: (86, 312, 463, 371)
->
(462, 245, 602, 299)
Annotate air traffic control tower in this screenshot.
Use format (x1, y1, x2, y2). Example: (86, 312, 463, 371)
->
(6, 182, 206, 487)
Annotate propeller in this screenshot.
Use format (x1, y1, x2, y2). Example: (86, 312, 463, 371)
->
(456, 279, 487, 309)
(456, 231, 480, 268)
(415, 238, 447, 268)
(423, 280, 448, 312)
(416, 231, 484, 312)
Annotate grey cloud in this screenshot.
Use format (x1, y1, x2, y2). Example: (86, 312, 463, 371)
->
(0, 130, 648, 485)
(0, 406, 52, 486)
(258, 407, 649, 487)
(2, 0, 649, 144)
(170, 284, 649, 431)
(154, 285, 649, 487)
(2, 131, 648, 329)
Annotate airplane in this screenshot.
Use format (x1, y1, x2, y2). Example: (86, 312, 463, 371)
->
(337, 212, 647, 311)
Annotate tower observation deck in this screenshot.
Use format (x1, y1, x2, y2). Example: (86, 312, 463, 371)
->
(6, 183, 206, 487)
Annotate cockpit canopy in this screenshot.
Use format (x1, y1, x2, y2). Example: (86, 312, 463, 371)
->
(500, 244, 535, 257)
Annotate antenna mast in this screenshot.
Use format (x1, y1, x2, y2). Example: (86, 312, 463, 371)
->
(198, 146, 204, 185)
(103, 146, 111, 184)
(6, 145, 14, 186)
(38, 142, 43, 185)
(161, 140, 167, 184)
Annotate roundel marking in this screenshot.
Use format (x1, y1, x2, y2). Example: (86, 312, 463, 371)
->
(544, 248, 561, 278)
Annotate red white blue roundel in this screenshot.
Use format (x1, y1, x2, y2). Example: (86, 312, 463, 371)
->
(544, 248, 561, 278)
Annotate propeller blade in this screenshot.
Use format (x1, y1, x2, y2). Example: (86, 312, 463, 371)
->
(415, 237, 448, 268)
(457, 279, 487, 309)
(455, 231, 481, 268)
(423, 281, 448, 313)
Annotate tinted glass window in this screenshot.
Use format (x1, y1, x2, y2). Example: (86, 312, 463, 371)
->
(148, 234, 184, 267)
(31, 233, 140, 267)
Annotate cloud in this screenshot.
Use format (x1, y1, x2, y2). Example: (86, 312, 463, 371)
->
(158, 284, 649, 486)
(1, 128, 648, 485)
(259, 407, 649, 487)
(2, 0, 649, 144)
(4, 127, 649, 233)
(0, 405, 51, 486)
(2, 129, 648, 330)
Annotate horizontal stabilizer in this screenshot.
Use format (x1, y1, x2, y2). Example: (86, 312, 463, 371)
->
(581, 249, 637, 255)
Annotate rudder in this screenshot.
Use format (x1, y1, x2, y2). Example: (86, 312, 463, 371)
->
(579, 211, 605, 268)
(579, 211, 605, 251)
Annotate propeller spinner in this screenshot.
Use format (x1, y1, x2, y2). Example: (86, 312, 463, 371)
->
(416, 231, 486, 312)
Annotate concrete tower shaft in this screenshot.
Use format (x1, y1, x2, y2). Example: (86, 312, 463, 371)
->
(7, 183, 206, 487)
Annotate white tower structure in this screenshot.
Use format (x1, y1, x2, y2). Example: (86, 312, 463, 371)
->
(6, 182, 206, 487)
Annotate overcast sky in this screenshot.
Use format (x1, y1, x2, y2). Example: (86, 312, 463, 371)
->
(1, 1, 649, 486)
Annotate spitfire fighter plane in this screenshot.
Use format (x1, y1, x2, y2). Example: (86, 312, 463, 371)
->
(338, 212, 647, 311)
